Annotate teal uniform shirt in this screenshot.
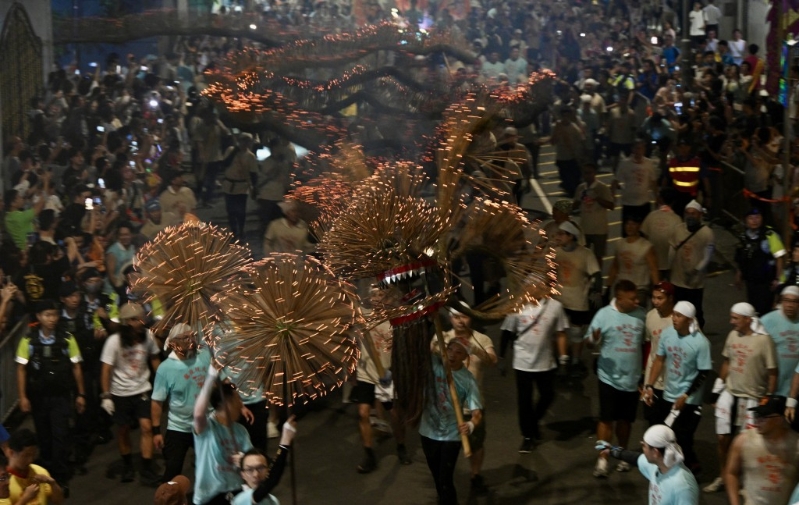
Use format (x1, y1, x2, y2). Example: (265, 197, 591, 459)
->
(152, 348, 212, 433)
(761, 309, 799, 396)
(637, 454, 700, 505)
(193, 415, 253, 504)
(419, 356, 482, 442)
(586, 304, 647, 392)
(656, 327, 712, 405)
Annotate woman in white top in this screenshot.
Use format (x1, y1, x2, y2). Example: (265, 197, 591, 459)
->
(661, 21, 676, 42)
(729, 29, 746, 66)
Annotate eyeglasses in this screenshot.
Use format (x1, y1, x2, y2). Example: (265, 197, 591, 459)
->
(242, 465, 268, 474)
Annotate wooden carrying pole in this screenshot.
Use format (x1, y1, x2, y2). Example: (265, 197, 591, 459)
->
(433, 313, 472, 458)
(282, 359, 298, 505)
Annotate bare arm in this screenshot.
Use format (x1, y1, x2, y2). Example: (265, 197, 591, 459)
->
(151, 399, 163, 429)
(556, 331, 568, 359)
(101, 363, 112, 396)
(17, 364, 29, 413)
(718, 358, 730, 382)
(105, 253, 118, 287)
(724, 434, 744, 505)
(786, 373, 799, 421)
(647, 354, 665, 388)
(32, 172, 51, 216)
(193, 366, 218, 435)
(767, 368, 777, 396)
(72, 363, 85, 396)
(46, 480, 64, 505)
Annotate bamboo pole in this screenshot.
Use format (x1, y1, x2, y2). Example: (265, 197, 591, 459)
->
(432, 313, 472, 458)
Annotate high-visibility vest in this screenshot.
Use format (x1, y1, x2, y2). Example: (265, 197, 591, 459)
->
(668, 157, 701, 196)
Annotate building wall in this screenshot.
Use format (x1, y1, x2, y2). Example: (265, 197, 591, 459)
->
(747, 0, 770, 59)
(0, 0, 53, 79)
(0, 0, 52, 151)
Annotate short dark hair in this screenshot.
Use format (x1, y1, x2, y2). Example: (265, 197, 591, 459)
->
(614, 279, 637, 296)
(8, 429, 38, 452)
(39, 209, 56, 231)
(240, 448, 267, 470)
(35, 299, 59, 314)
(209, 381, 238, 410)
(117, 221, 134, 233)
(3, 189, 18, 204)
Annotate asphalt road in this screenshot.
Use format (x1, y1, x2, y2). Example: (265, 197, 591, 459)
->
(60, 147, 743, 504)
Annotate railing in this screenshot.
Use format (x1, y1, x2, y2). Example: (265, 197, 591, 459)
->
(0, 316, 28, 423)
(717, 155, 749, 226)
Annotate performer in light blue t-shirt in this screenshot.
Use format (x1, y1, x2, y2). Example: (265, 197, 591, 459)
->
(599, 424, 699, 505)
(192, 364, 253, 505)
(644, 301, 711, 472)
(585, 281, 646, 478)
(152, 323, 212, 481)
(761, 286, 799, 396)
(419, 337, 482, 505)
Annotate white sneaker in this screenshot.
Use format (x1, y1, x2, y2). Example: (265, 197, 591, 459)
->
(371, 417, 393, 434)
(615, 461, 631, 472)
(703, 477, 724, 493)
(593, 457, 609, 478)
(267, 421, 279, 439)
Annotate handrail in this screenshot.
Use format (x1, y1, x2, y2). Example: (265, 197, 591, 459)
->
(721, 160, 745, 176)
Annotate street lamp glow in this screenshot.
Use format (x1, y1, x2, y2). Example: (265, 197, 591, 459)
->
(250, 24, 257, 30)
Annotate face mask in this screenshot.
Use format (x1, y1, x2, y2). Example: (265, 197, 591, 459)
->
(85, 282, 102, 294)
(685, 217, 700, 231)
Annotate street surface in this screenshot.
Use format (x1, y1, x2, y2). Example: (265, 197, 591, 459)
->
(62, 147, 740, 504)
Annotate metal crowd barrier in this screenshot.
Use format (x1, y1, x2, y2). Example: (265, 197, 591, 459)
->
(0, 316, 28, 423)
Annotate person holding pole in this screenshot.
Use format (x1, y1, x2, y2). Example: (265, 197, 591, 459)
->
(419, 335, 482, 505)
(432, 304, 497, 494)
(192, 364, 253, 505)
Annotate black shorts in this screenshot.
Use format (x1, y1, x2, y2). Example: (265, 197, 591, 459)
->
(112, 393, 151, 427)
(349, 381, 393, 410)
(598, 381, 639, 423)
(564, 308, 592, 326)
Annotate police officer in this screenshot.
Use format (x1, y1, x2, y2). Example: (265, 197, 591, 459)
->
(58, 280, 111, 470)
(734, 207, 786, 316)
(15, 299, 86, 492)
(78, 267, 120, 330)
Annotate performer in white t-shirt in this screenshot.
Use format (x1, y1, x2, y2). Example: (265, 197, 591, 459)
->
(553, 221, 602, 375)
(100, 303, 162, 484)
(500, 298, 569, 453)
